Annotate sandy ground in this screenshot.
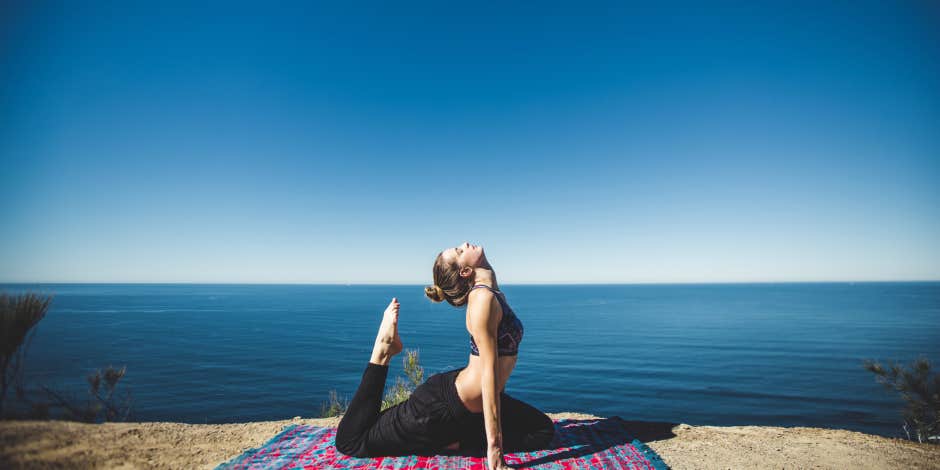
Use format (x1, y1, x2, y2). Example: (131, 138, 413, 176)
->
(2, 412, 938, 469)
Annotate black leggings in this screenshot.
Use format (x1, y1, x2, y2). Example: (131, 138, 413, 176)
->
(335, 362, 555, 458)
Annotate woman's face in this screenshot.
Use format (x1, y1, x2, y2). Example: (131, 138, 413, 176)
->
(443, 242, 486, 269)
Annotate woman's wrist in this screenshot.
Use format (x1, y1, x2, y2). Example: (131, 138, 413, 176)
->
(487, 434, 503, 449)
(487, 440, 503, 457)
(487, 446, 504, 465)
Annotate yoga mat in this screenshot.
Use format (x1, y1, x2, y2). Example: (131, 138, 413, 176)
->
(216, 417, 669, 469)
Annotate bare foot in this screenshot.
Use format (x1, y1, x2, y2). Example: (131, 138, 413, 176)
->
(370, 298, 403, 366)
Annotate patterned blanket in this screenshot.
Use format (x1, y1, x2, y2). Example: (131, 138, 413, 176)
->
(217, 417, 669, 469)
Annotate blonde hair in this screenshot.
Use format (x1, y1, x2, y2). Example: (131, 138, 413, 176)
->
(424, 251, 473, 307)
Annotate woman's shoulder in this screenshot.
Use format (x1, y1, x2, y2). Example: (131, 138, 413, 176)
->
(468, 284, 496, 300)
(466, 286, 504, 321)
(467, 286, 496, 309)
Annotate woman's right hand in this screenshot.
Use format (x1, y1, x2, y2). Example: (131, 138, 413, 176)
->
(487, 448, 513, 469)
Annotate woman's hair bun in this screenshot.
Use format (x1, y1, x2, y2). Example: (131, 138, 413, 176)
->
(424, 284, 445, 303)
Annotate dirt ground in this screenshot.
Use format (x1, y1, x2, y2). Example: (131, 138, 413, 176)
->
(1, 412, 938, 469)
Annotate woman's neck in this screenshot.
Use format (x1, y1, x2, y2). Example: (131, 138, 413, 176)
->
(473, 268, 498, 290)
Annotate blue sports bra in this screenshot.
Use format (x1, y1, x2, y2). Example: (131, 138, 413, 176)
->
(468, 284, 524, 357)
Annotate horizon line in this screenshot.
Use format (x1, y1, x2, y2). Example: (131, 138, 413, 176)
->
(1, 279, 939, 286)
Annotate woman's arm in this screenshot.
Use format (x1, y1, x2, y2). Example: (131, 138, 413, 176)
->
(467, 289, 507, 469)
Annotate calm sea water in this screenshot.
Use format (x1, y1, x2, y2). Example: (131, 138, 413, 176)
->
(3, 283, 937, 438)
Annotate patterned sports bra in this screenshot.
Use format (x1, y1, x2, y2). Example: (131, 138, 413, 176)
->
(468, 284, 524, 357)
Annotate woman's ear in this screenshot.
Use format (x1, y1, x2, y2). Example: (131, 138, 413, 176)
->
(459, 266, 474, 278)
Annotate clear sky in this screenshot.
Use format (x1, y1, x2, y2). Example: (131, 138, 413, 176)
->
(1, 1, 938, 284)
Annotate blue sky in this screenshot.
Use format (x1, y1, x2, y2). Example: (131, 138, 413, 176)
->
(1, 1, 938, 283)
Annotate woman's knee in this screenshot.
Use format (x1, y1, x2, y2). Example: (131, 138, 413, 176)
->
(503, 414, 555, 451)
(534, 414, 556, 445)
(525, 412, 555, 447)
(335, 439, 370, 458)
(334, 427, 369, 457)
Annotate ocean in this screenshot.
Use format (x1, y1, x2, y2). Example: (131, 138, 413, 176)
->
(2, 282, 937, 439)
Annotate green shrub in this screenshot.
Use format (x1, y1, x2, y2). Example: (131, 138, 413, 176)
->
(2, 290, 132, 422)
(863, 357, 940, 444)
(319, 348, 425, 418)
(0, 292, 53, 417)
(37, 365, 132, 423)
(381, 349, 424, 411)
(319, 389, 349, 418)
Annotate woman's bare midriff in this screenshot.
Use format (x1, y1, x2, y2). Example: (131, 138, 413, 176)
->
(455, 355, 518, 413)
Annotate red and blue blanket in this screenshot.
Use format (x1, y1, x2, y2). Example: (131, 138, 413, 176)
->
(217, 416, 669, 469)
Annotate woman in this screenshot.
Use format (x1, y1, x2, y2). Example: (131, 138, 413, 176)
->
(335, 242, 555, 470)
